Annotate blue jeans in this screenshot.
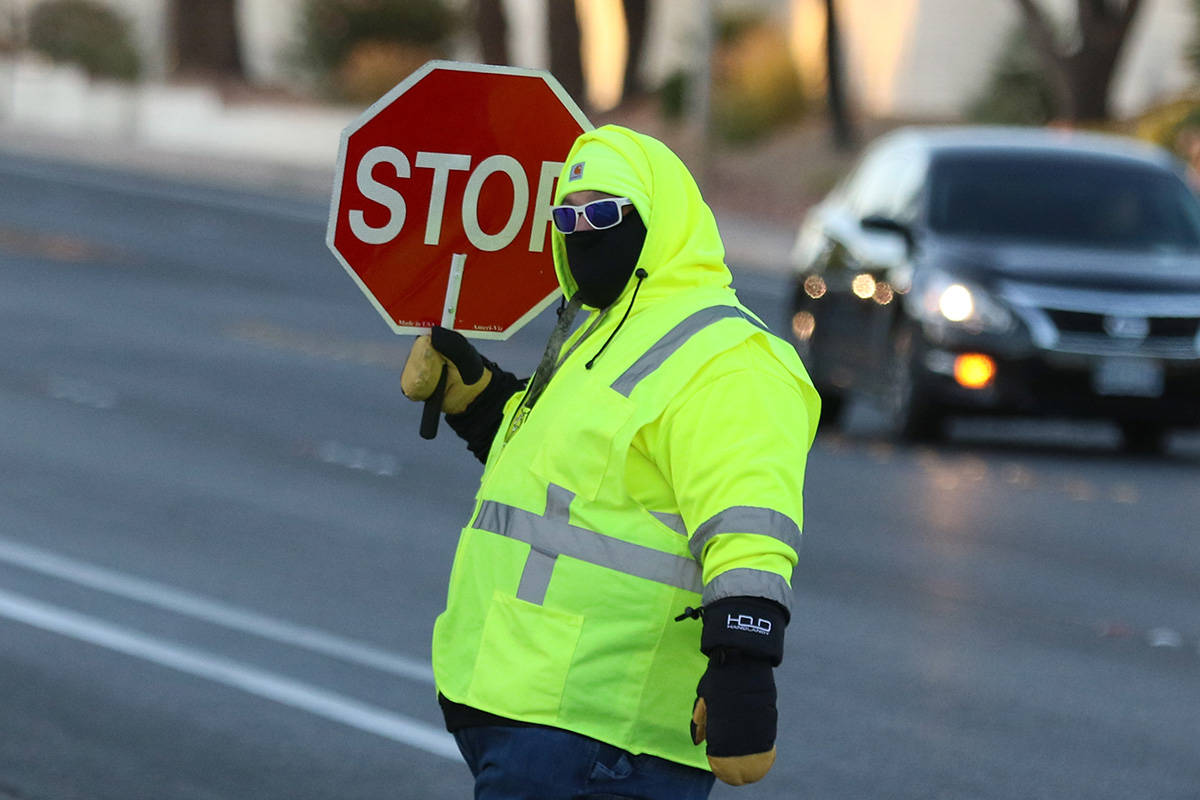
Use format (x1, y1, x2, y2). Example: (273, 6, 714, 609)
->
(452, 725, 715, 800)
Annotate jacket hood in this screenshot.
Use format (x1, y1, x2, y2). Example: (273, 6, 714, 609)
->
(551, 125, 733, 310)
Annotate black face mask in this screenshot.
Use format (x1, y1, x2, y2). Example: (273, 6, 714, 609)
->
(564, 210, 647, 309)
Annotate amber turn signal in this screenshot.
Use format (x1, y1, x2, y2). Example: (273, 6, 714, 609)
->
(954, 353, 996, 389)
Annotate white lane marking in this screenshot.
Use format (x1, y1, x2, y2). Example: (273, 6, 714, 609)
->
(0, 536, 432, 683)
(0, 588, 460, 760)
(47, 375, 118, 410)
(1147, 628, 1183, 648)
(316, 440, 398, 477)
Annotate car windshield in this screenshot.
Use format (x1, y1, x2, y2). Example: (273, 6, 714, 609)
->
(926, 151, 1200, 250)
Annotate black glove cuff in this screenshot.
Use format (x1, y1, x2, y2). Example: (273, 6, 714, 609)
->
(444, 357, 525, 463)
(430, 325, 484, 383)
(701, 596, 787, 667)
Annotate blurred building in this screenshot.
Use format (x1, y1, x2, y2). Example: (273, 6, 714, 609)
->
(10, 0, 309, 82)
(3, 0, 1196, 120)
(787, 0, 1197, 120)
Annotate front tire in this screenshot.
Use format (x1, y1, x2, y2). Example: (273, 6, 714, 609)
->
(790, 292, 845, 431)
(1118, 420, 1168, 455)
(883, 324, 944, 442)
(815, 388, 845, 431)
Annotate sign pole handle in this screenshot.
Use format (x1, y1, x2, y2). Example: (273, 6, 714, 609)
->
(418, 253, 467, 441)
(419, 364, 448, 440)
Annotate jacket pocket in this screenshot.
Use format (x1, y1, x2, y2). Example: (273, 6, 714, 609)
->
(466, 590, 583, 719)
(528, 387, 636, 503)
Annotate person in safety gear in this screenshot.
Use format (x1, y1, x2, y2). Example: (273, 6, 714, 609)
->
(401, 124, 820, 799)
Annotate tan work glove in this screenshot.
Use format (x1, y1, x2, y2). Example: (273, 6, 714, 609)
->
(689, 596, 787, 785)
(690, 655, 778, 785)
(401, 326, 492, 415)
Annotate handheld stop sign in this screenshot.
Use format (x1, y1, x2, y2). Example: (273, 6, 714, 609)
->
(326, 61, 591, 437)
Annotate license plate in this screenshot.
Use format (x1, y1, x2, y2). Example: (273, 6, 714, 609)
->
(1092, 357, 1164, 397)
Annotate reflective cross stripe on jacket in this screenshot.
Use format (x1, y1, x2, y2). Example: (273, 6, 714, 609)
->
(475, 484, 702, 605)
(476, 484, 798, 610)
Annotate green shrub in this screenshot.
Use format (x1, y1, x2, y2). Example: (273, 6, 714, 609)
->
(28, 0, 141, 81)
(654, 15, 805, 143)
(1129, 98, 1200, 170)
(966, 24, 1055, 125)
(1132, 99, 1198, 148)
(296, 0, 457, 101)
(712, 15, 806, 144)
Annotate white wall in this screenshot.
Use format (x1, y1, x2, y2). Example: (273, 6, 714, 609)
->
(238, 0, 306, 85)
(888, 0, 1016, 118)
(797, 0, 1196, 120)
(1110, 0, 1196, 118)
(504, 0, 549, 70)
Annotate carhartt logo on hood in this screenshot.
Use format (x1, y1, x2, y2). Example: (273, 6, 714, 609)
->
(568, 162, 585, 181)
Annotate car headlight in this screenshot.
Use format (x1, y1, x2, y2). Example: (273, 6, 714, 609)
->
(917, 272, 1014, 334)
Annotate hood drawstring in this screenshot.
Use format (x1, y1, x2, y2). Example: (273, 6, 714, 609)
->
(586, 268, 647, 370)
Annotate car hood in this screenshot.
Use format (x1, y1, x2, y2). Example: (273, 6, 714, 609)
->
(925, 237, 1200, 293)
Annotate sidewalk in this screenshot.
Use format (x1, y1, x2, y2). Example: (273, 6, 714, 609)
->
(0, 57, 801, 275)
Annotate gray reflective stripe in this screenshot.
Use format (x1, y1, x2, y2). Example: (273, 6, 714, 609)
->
(516, 549, 558, 604)
(474, 495, 702, 595)
(688, 507, 802, 562)
(649, 511, 688, 537)
(545, 483, 574, 521)
(703, 568, 792, 612)
(611, 306, 771, 397)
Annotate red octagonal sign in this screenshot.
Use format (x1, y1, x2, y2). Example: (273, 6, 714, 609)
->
(327, 61, 591, 339)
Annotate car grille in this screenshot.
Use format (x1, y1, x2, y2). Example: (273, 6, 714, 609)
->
(1044, 309, 1200, 358)
(1046, 309, 1200, 338)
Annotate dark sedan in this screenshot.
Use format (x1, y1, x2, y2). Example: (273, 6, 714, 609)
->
(789, 126, 1200, 452)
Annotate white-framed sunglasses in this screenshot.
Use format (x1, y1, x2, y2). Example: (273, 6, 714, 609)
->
(550, 197, 634, 234)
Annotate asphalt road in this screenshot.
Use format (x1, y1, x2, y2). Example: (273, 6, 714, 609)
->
(0, 152, 1197, 800)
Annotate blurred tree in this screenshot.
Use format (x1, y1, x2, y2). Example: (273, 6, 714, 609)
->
(1014, 0, 1143, 122)
(622, 0, 649, 101)
(549, 0, 585, 106)
(170, 0, 244, 80)
(474, 0, 508, 65)
(0, 2, 21, 54)
(469, 1, 645, 109)
(824, 0, 855, 149)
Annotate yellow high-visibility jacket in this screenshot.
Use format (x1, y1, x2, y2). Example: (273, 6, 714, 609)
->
(432, 125, 820, 769)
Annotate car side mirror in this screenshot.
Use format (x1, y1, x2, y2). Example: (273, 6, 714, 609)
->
(861, 214, 915, 253)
